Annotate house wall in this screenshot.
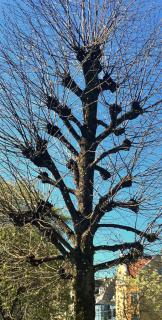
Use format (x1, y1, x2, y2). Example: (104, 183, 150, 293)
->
(116, 255, 162, 320)
(116, 265, 129, 320)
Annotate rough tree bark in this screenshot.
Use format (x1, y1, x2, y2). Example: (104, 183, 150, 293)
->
(0, 1, 161, 319)
(73, 248, 95, 320)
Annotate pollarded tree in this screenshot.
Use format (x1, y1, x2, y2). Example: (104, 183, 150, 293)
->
(0, 1, 161, 319)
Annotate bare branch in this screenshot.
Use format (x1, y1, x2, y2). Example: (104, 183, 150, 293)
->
(113, 199, 140, 213)
(108, 175, 132, 197)
(91, 139, 132, 166)
(96, 101, 143, 144)
(94, 252, 146, 272)
(95, 165, 111, 180)
(7, 199, 75, 250)
(97, 224, 159, 242)
(46, 123, 78, 156)
(91, 175, 133, 228)
(20, 137, 78, 222)
(61, 72, 83, 98)
(26, 254, 65, 266)
(94, 242, 143, 252)
(99, 73, 119, 93)
(37, 171, 75, 194)
(46, 95, 81, 140)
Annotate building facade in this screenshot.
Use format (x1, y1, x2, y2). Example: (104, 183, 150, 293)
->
(115, 255, 162, 320)
(95, 254, 162, 320)
(95, 278, 116, 320)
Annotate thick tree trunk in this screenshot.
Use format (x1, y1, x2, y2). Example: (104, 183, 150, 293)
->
(73, 250, 95, 320)
(72, 71, 98, 320)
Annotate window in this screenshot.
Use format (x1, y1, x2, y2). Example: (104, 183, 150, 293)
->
(95, 304, 112, 320)
(107, 310, 111, 319)
(99, 287, 105, 294)
(95, 287, 99, 294)
(95, 305, 101, 320)
(131, 293, 138, 305)
(158, 265, 162, 275)
(132, 315, 139, 320)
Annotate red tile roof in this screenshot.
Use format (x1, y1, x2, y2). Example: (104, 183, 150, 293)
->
(127, 257, 152, 277)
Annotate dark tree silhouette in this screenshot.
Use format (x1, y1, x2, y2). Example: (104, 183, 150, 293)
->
(0, 1, 161, 319)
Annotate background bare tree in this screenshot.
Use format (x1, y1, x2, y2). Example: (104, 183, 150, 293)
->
(0, 1, 161, 319)
(0, 177, 72, 320)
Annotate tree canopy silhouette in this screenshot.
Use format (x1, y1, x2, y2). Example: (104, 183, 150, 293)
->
(0, 1, 161, 319)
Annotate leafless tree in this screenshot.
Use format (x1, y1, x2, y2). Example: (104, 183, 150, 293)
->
(0, 1, 161, 319)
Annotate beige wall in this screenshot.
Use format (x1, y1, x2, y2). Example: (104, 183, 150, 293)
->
(116, 265, 129, 320)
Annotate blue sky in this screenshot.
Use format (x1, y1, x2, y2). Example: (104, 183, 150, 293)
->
(0, 0, 161, 278)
